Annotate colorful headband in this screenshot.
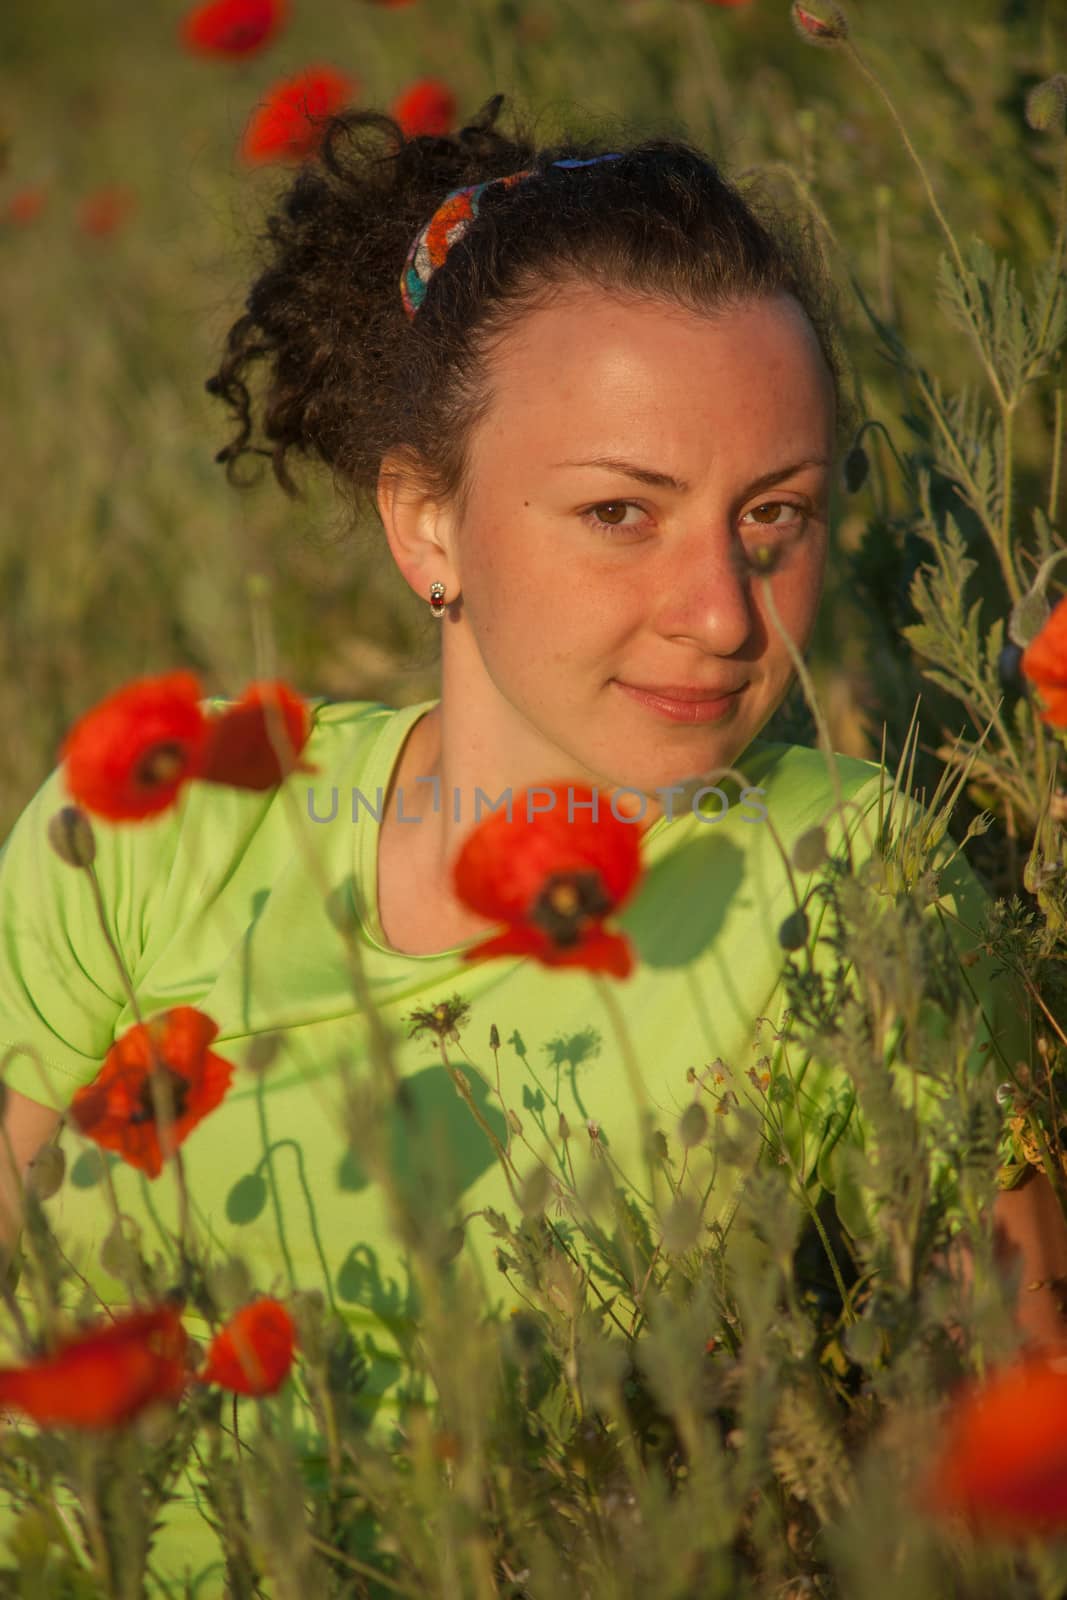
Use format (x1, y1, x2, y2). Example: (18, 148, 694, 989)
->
(400, 153, 625, 320)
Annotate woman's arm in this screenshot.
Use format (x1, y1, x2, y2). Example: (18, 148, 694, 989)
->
(0, 1085, 62, 1264)
(991, 1169, 1067, 1349)
(941, 1169, 1067, 1353)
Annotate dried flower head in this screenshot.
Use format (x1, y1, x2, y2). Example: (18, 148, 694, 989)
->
(790, 2, 849, 45)
(406, 995, 471, 1043)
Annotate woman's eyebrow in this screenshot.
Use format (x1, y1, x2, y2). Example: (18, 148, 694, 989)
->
(550, 456, 831, 495)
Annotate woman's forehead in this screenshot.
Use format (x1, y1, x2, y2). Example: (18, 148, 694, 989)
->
(473, 291, 836, 468)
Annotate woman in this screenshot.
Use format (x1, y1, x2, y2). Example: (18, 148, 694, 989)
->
(0, 94, 1054, 1591)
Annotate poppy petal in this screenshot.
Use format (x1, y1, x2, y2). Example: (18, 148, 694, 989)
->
(391, 78, 457, 139)
(922, 1352, 1067, 1536)
(195, 681, 316, 789)
(240, 66, 357, 165)
(180, 0, 287, 58)
(0, 1305, 186, 1428)
(70, 1006, 232, 1179)
(452, 783, 644, 922)
(198, 1299, 295, 1395)
(60, 671, 208, 821)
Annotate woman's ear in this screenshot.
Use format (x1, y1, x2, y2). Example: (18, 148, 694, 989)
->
(376, 452, 460, 605)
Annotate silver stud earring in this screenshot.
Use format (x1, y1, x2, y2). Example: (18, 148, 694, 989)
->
(429, 581, 447, 618)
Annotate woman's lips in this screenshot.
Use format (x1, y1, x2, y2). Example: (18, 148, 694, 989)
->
(613, 680, 746, 724)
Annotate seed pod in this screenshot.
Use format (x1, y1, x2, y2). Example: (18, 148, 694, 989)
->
(678, 1101, 708, 1149)
(1026, 74, 1067, 135)
(47, 806, 96, 868)
(842, 442, 870, 495)
(26, 1143, 65, 1200)
(520, 1165, 553, 1216)
(778, 909, 810, 951)
(792, 825, 828, 872)
(245, 1033, 283, 1074)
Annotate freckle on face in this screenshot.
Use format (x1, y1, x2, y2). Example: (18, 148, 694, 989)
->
(450, 285, 836, 797)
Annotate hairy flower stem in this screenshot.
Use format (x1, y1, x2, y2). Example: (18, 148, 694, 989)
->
(840, 42, 1009, 415)
(1050, 383, 1064, 525)
(247, 576, 404, 1108)
(592, 975, 664, 1220)
(438, 1042, 524, 1212)
(82, 861, 195, 1269)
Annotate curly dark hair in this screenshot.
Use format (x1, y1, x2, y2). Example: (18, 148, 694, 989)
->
(207, 92, 860, 535)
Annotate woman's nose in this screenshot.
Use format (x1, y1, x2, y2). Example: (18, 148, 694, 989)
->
(654, 533, 755, 656)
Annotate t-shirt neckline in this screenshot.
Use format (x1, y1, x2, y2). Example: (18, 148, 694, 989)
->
(352, 698, 761, 961)
(355, 697, 489, 961)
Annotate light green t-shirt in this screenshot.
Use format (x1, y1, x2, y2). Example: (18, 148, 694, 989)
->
(0, 695, 1029, 1592)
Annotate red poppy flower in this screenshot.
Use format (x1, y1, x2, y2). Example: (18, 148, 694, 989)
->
(1022, 597, 1067, 727)
(77, 186, 136, 238)
(197, 680, 317, 789)
(452, 783, 646, 977)
(197, 1298, 295, 1395)
(922, 1350, 1067, 1536)
(391, 78, 457, 139)
(0, 1305, 187, 1429)
(240, 66, 357, 165)
(60, 670, 208, 821)
(180, 0, 287, 58)
(70, 1007, 234, 1180)
(5, 187, 47, 226)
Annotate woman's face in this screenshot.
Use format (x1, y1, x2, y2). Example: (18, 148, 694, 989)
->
(394, 284, 837, 804)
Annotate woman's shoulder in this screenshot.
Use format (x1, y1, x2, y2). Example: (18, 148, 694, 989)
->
(723, 736, 889, 846)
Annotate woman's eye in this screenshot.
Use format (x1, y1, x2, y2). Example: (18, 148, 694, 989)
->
(580, 498, 811, 556)
(580, 501, 645, 535)
(742, 501, 806, 529)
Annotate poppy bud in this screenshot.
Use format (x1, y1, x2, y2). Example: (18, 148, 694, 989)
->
(558, 1111, 571, 1141)
(520, 1165, 552, 1216)
(997, 643, 1025, 693)
(790, 2, 849, 45)
(1008, 588, 1052, 649)
(842, 442, 870, 494)
(47, 806, 96, 869)
(508, 1310, 543, 1364)
(792, 825, 828, 872)
(25, 1144, 65, 1201)
(489, 1023, 500, 1049)
(1026, 75, 1067, 135)
(778, 909, 809, 950)
(507, 1109, 523, 1137)
(678, 1101, 708, 1148)
(245, 1033, 283, 1073)
(436, 1224, 466, 1266)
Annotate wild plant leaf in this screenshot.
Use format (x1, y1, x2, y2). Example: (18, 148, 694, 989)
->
(768, 1371, 852, 1527)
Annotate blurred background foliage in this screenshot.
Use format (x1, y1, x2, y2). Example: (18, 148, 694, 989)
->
(0, 0, 1064, 838)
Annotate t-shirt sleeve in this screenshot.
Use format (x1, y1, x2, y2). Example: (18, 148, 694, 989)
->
(0, 760, 184, 1111)
(768, 771, 1031, 1242)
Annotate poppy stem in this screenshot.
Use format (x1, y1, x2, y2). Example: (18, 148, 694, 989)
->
(591, 975, 665, 1220)
(438, 1043, 524, 1212)
(82, 863, 148, 1031)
